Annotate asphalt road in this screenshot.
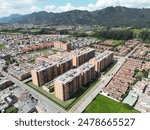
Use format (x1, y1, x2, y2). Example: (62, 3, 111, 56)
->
(1, 71, 66, 113)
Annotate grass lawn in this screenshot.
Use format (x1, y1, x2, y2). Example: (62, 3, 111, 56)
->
(88, 36, 101, 40)
(132, 29, 143, 37)
(135, 71, 145, 78)
(134, 69, 148, 80)
(84, 94, 139, 113)
(0, 44, 6, 50)
(28, 60, 35, 64)
(11, 33, 22, 35)
(5, 106, 18, 113)
(30, 29, 41, 33)
(113, 40, 125, 46)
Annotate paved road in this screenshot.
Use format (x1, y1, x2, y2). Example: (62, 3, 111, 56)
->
(1, 71, 66, 113)
(126, 44, 141, 58)
(22, 77, 32, 83)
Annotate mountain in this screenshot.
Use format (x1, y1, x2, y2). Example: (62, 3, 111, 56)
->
(0, 14, 22, 23)
(0, 6, 150, 27)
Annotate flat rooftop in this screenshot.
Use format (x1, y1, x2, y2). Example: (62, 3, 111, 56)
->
(55, 69, 80, 84)
(78, 63, 94, 72)
(8, 65, 29, 76)
(0, 58, 6, 64)
(57, 57, 72, 64)
(94, 51, 113, 61)
(36, 52, 71, 65)
(123, 91, 138, 106)
(32, 63, 56, 72)
(71, 47, 95, 57)
(55, 63, 95, 84)
(0, 78, 10, 85)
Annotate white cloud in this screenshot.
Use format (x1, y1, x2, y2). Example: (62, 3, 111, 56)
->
(77, 0, 150, 11)
(30, 6, 41, 12)
(0, 0, 150, 17)
(0, 0, 45, 17)
(42, 0, 150, 13)
(43, 1, 118, 13)
(120, 0, 150, 8)
(44, 3, 75, 12)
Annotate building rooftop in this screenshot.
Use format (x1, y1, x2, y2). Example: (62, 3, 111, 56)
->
(0, 76, 10, 85)
(123, 90, 138, 106)
(8, 65, 29, 77)
(32, 63, 56, 72)
(78, 63, 94, 72)
(55, 69, 80, 84)
(94, 51, 113, 61)
(36, 52, 71, 65)
(71, 47, 95, 57)
(55, 63, 94, 84)
(57, 57, 72, 64)
(0, 79, 9, 85)
(0, 58, 6, 64)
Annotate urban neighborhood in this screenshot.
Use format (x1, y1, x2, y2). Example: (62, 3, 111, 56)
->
(0, 28, 150, 113)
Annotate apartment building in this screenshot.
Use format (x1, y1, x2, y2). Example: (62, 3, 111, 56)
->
(57, 57, 73, 75)
(54, 69, 81, 101)
(54, 41, 71, 51)
(36, 52, 73, 75)
(89, 51, 113, 73)
(78, 63, 95, 85)
(31, 63, 57, 86)
(0, 78, 13, 91)
(8, 65, 31, 81)
(71, 47, 95, 67)
(54, 63, 96, 101)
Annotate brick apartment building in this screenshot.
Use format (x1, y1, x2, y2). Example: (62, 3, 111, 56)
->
(31, 63, 57, 86)
(71, 47, 95, 67)
(54, 69, 81, 101)
(56, 57, 73, 75)
(54, 41, 71, 51)
(54, 63, 95, 101)
(78, 63, 95, 86)
(89, 51, 113, 73)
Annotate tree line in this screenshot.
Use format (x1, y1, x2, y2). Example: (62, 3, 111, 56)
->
(93, 30, 134, 40)
(139, 30, 150, 43)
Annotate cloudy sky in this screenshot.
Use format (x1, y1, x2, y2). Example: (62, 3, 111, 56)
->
(0, 0, 150, 17)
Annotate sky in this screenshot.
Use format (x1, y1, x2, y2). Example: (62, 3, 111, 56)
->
(0, 0, 150, 17)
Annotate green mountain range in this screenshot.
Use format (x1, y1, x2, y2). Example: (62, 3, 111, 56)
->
(0, 6, 150, 27)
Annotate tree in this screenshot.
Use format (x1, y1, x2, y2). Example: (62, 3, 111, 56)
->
(93, 29, 134, 40)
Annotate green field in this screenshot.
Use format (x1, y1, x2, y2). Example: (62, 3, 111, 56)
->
(5, 106, 18, 113)
(0, 44, 6, 50)
(84, 94, 139, 113)
(134, 69, 148, 80)
(113, 40, 125, 46)
(132, 29, 143, 37)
